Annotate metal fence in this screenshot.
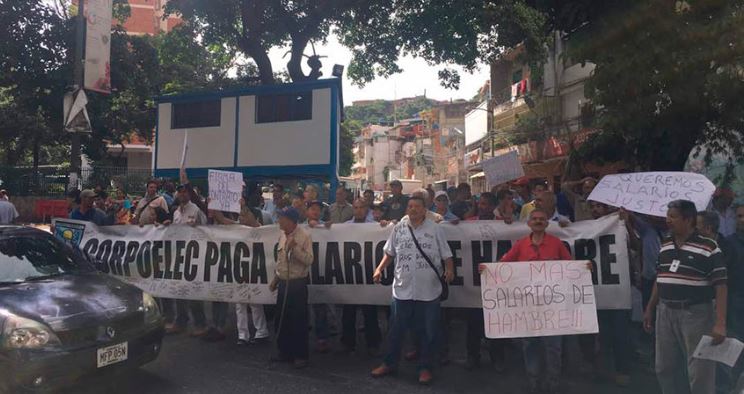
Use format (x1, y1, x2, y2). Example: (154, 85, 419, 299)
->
(0, 166, 154, 197)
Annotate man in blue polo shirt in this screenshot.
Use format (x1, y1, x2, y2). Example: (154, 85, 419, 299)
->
(69, 189, 113, 226)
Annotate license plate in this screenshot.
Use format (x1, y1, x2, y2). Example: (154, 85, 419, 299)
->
(97, 342, 128, 368)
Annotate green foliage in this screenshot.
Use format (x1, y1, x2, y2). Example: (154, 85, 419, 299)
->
(338, 122, 355, 177)
(344, 97, 439, 127)
(569, 0, 744, 170)
(0, 0, 72, 166)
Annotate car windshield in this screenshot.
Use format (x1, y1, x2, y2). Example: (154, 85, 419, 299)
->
(0, 233, 94, 283)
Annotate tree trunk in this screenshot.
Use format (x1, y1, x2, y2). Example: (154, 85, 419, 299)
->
(239, 0, 274, 84)
(287, 35, 310, 82)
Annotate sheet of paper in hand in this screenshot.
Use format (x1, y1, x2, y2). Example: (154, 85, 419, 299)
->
(588, 172, 716, 217)
(693, 335, 744, 367)
(480, 261, 599, 339)
(208, 169, 243, 214)
(482, 150, 524, 186)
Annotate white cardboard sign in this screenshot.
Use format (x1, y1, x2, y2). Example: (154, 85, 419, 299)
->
(481, 261, 599, 338)
(207, 169, 243, 214)
(482, 150, 524, 186)
(588, 172, 716, 217)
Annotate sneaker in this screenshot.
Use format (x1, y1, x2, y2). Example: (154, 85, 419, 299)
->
(249, 337, 270, 345)
(370, 364, 397, 378)
(404, 350, 418, 361)
(164, 323, 184, 335)
(418, 369, 433, 385)
(190, 327, 209, 338)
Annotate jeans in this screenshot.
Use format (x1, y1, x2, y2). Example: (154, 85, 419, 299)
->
(276, 278, 309, 361)
(313, 304, 330, 340)
(341, 305, 381, 350)
(466, 308, 505, 363)
(522, 336, 562, 390)
(384, 298, 441, 371)
(236, 303, 269, 340)
(597, 309, 632, 374)
(211, 302, 228, 329)
(161, 298, 206, 329)
(656, 301, 716, 394)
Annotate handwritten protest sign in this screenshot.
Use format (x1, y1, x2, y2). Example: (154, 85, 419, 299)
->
(588, 172, 716, 217)
(480, 261, 599, 338)
(482, 150, 524, 186)
(208, 169, 243, 214)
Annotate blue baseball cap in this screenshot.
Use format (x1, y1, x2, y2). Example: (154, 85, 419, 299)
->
(277, 207, 300, 223)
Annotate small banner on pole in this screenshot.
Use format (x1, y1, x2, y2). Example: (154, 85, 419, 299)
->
(84, 0, 113, 94)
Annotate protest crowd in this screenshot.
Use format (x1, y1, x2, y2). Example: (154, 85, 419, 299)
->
(53, 169, 744, 394)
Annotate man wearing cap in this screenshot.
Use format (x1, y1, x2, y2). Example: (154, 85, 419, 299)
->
(382, 180, 409, 221)
(711, 187, 736, 237)
(512, 177, 530, 207)
(270, 207, 315, 369)
(433, 191, 458, 221)
(69, 189, 113, 226)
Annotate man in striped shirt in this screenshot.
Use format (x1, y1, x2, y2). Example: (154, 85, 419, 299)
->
(643, 199, 728, 394)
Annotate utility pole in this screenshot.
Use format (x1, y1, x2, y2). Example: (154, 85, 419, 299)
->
(70, 0, 85, 179)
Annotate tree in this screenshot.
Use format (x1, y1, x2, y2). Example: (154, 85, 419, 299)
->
(568, 0, 744, 170)
(0, 0, 71, 167)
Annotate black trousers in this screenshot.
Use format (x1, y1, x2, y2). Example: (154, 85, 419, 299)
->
(466, 308, 505, 362)
(341, 305, 382, 350)
(275, 278, 309, 361)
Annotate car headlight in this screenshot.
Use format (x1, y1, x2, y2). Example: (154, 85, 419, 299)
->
(141, 293, 161, 325)
(0, 310, 60, 349)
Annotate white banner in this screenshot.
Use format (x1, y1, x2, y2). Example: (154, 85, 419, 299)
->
(482, 150, 524, 186)
(480, 261, 599, 338)
(208, 169, 243, 214)
(53, 215, 631, 309)
(588, 171, 716, 217)
(83, 0, 113, 94)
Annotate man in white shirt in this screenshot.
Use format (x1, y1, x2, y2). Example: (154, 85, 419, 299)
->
(371, 196, 454, 385)
(0, 192, 19, 224)
(163, 185, 208, 336)
(534, 191, 571, 227)
(711, 187, 736, 237)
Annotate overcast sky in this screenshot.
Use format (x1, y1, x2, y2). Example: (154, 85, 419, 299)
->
(268, 34, 490, 104)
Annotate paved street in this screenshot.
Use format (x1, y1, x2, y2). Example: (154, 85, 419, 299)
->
(62, 314, 661, 394)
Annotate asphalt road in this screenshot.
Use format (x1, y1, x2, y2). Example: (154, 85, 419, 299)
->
(61, 312, 661, 394)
